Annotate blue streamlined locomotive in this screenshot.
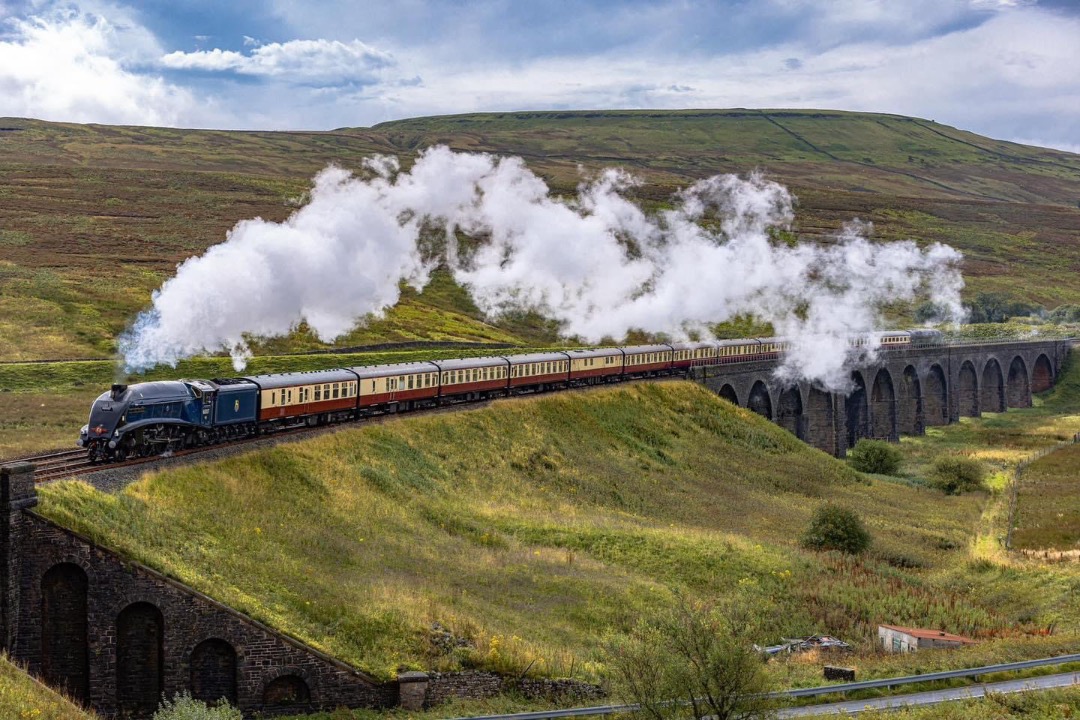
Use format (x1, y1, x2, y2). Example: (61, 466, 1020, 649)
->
(79, 379, 258, 462)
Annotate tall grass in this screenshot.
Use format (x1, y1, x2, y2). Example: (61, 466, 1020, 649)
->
(0, 653, 98, 719)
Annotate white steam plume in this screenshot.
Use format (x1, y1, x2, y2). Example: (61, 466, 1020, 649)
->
(119, 146, 964, 388)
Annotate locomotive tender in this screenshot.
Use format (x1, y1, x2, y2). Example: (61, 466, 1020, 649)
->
(79, 330, 939, 462)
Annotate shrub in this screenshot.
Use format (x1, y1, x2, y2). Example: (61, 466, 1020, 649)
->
(801, 504, 871, 554)
(153, 693, 242, 720)
(847, 439, 902, 475)
(1048, 304, 1080, 324)
(930, 456, 986, 495)
(607, 594, 775, 720)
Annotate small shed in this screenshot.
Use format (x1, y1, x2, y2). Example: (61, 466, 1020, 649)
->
(878, 624, 976, 653)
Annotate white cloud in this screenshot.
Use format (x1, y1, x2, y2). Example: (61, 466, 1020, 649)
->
(160, 38, 395, 85)
(340, 6, 1080, 147)
(0, 10, 202, 126)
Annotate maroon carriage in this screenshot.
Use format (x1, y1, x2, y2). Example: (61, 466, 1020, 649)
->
(244, 369, 360, 427)
(506, 351, 571, 392)
(434, 357, 511, 402)
(352, 361, 441, 414)
(565, 348, 624, 385)
(668, 341, 719, 370)
(620, 344, 673, 377)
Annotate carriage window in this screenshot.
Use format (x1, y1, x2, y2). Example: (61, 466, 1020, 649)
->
(408, 375, 414, 390)
(315, 386, 322, 401)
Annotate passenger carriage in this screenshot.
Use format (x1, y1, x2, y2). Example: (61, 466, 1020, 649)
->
(621, 344, 673, 377)
(716, 339, 762, 363)
(352, 361, 441, 414)
(754, 337, 789, 361)
(244, 369, 360, 427)
(434, 357, 511, 402)
(507, 352, 571, 392)
(565, 348, 623, 384)
(668, 341, 718, 370)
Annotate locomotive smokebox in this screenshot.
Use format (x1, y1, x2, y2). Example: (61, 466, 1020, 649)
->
(110, 383, 128, 400)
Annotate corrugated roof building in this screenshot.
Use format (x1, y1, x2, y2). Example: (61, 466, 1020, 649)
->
(878, 624, 977, 653)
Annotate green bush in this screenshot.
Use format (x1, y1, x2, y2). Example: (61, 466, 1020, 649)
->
(153, 693, 241, 720)
(801, 504, 871, 554)
(1048, 304, 1080, 324)
(847, 439, 902, 475)
(930, 456, 986, 495)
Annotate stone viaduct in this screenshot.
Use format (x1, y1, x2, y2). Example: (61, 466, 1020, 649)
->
(692, 338, 1073, 456)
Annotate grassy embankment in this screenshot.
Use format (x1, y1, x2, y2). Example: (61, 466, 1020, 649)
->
(2, 110, 1079, 361)
(37, 378, 1078, 688)
(0, 654, 97, 720)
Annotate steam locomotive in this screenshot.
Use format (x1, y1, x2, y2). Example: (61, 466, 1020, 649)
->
(79, 330, 940, 463)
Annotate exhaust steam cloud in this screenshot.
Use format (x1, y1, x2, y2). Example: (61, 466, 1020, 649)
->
(119, 146, 964, 390)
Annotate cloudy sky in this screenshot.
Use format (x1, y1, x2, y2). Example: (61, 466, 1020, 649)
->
(0, 0, 1077, 151)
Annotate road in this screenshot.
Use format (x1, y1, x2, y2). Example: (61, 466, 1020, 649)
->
(779, 671, 1080, 716)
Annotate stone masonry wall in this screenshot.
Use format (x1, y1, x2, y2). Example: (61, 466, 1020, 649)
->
(423, 671, 604, 708)
(1, 463, 395, 719)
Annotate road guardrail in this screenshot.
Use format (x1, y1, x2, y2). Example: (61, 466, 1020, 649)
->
(440, 653, 1080, 720)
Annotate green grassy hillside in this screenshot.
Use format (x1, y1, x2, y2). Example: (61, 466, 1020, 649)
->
(0, 654, 97, 720)
(1, 110, 1079, 361)
(39, 381, 1069, 682)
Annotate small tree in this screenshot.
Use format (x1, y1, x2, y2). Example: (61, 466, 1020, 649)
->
(801, 504, 871, 554)
(930, 456, 986, 495)
(153, 693, 242, 720)
(847, 439, 901, 475)
(607, 596, 776, 720)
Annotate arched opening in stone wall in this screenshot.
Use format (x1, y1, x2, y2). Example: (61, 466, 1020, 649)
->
(41, 563, 89, 703)
(845, 372, 869, 450)
(806, 386, 835, 454)
(899, 365, 923, 436)
(117, 602, 164, 717)
(776, 387, 804, 440)
(191, 639, 238, 706)
(1007, 356, 1031, 408)
(981, 359, 1005, 413)
(747, 381, 772, 419)
(958, 360, 979, 417)
(263, 674, 311, 707)
(870, 369, 897, 440)
(717, 384, 739, 405)
(1032, 354, 1054, 393)
(923, 364, 948, 426)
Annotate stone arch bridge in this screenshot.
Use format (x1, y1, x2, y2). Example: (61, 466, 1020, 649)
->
(692, 339, 1073, 456)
